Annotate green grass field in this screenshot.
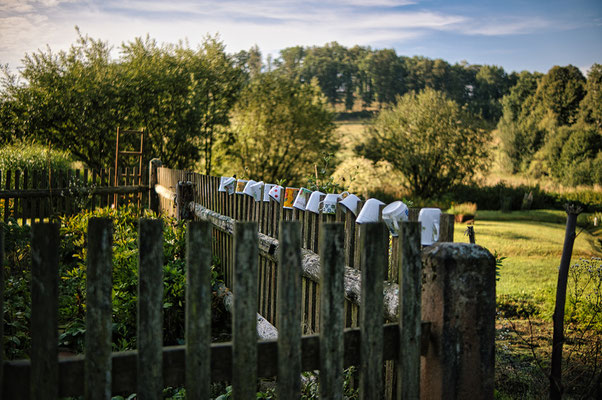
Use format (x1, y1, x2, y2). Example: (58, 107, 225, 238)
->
(452, 210, 602, 300)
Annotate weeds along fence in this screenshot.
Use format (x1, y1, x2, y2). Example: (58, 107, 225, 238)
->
(0, 167, 148, 224)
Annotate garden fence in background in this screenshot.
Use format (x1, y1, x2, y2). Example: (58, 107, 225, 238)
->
(0, 167, 149, 224)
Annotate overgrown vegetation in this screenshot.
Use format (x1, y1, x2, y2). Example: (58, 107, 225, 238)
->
(2, 206, 227, 359)
(0, 142, 73, 175)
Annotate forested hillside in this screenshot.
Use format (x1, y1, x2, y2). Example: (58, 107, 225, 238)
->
(1, 35, 600, 189)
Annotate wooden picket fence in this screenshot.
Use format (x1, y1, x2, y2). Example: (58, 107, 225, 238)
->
(153, 167, 455, 332)
(0, 167, 148, 224)
(0, 217, 423, 399)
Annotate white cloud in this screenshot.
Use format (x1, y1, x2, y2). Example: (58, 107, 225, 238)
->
(0, 0, 570, 72)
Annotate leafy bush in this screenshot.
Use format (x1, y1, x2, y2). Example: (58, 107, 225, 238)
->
(0, 142, 73, 174)
(447, 202, 477, 215)
(567, 257, 602, 334)
(447, 182, 602, 212)
(2, 206, 221, 358)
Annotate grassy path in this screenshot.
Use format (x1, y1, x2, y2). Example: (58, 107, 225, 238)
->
(452, 210, 601, 298)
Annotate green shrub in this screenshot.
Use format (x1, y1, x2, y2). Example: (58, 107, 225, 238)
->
(447, 182, 602, 212)
(0, 142, 74, 173)
(496, 293, 540, 318)
(2, 206, 218, 358)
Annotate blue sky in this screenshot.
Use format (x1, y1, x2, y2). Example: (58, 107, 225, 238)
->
(1, 0, 601, 75)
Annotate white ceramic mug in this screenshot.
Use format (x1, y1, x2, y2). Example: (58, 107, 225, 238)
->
(306, 191, 325, 214)
(320, 193, 340, 214)
(418, 208, 441, 245)
(263, 184, 276, 202)
(381, 201, 409, 236)
(356, 198, 385, 224)
(268, 185, 283, 203)
(218, 176, 236, 194)
(293, 188, 312, 210)
(340, 193, 361, 216)
(244, 180, 263, 201)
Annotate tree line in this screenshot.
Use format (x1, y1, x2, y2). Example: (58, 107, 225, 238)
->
(1, 32, 600, 193)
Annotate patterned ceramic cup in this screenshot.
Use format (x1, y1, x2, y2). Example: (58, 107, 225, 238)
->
(283, 187, 300, 209)
(293, 188, 312, 210)
(306, 191, 325, 214)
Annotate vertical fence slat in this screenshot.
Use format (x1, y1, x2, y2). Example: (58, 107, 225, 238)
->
(4, 170, 11, 222)
(186, 221, 212, 400)
(360, 223, 387, 400)
(0, 228, 3, 391)
(233, 222, 258, 400)
(14, 170, 21, 223)
(23, 169, 29, 225)
(137, 219, 164, 399)
(85, 218, 113, 400)
(397, 221, 422, 400)
(31, 222, 59, 400)
(319, 222, 345, 400)
(277, 221, 302, 399)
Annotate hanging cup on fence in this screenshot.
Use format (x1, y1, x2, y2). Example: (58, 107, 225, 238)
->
(235, 179, 248, 194)
(293, 188, 312, 210)
(319, 193, 340, 215)
(381, 201, 409, 236)
(244, 180, 264, 202)
(340, 193, 361, 216)
(263, 184, 276, 202)
(418, 208, 441, 245)
(268, 185, 283, 203)
(306, 191, 325, 214)
(356, 198, 385, 224)
(283, 187, 300, 209)
(218, 176, 236, 195)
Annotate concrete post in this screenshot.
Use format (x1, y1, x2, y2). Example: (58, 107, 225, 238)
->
(148, 158, 162, 214)
(176, 181, 194, 221)
(421, 243, 496, 400)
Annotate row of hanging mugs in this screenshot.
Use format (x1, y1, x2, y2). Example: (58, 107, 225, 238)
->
(218, 177, 441, 245)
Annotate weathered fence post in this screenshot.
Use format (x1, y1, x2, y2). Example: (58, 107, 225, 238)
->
(0, 229, 3, 392)
(550, 204, 582, 399)
(319, 222, 345, 400)
(438, 213, 455, 242)
(148, 158, 162, 213)
(31, 223, 60, 400)
(233, 222, 259, 399)
(360, 223, 388, 400)
(421, 243, 496, 399)
(176, 181, 194, 221)
(186, 221, 212, 400)
(398, 221, 422, 399)
(85, 218, 113, 400)
(137, 219, 164, 400)
(277, 221, 302, 399)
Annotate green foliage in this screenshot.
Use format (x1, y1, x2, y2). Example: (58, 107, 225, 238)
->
(1, 206, 211, 358)
(305, 153, 346, 194)
(222, 72, 336, 184)
(567, 257, 602, 333)
(0, 30, 243, 171)
(363, 88, 490, 198)
(2, 219, 32, 359)
(578, 63, 602, 130)
(0, 142, 73, 173)
(447, 182, 602, 212)
(58, 206, 189, 351)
